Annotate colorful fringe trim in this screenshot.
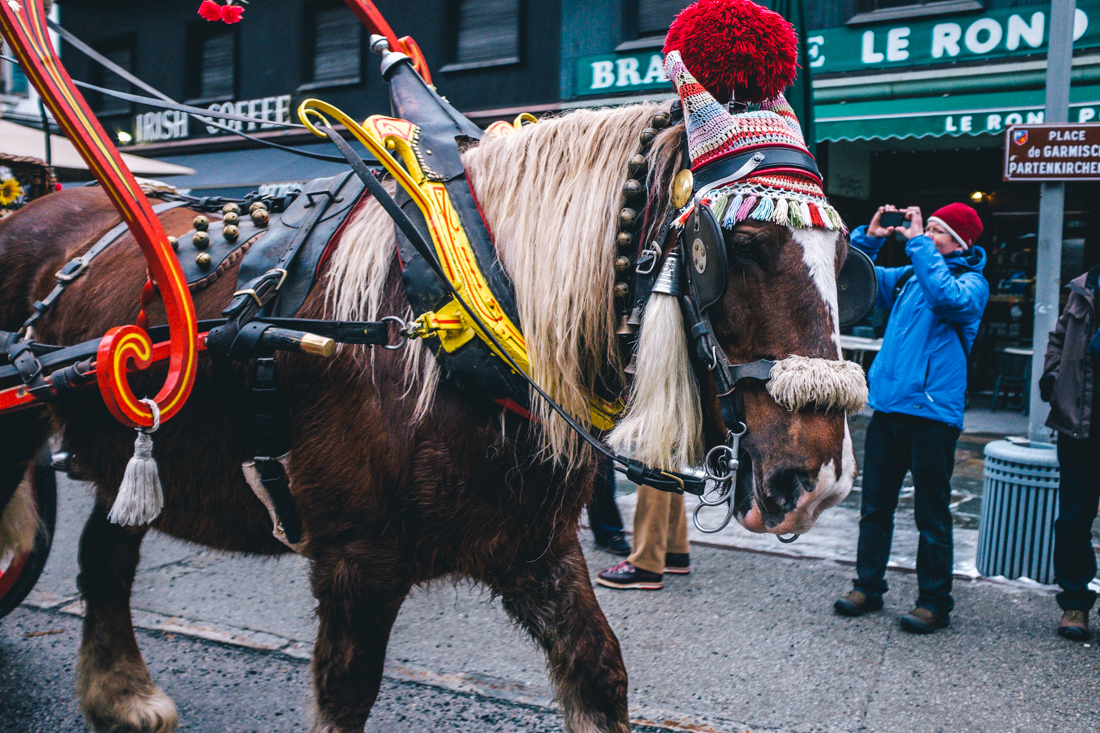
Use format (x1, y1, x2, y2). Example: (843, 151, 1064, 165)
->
(704, 189, 846, 233)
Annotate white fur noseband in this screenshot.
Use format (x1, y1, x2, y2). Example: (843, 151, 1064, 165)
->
(767, 355, 868, 413)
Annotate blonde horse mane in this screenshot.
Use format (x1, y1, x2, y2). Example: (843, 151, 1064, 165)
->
(325, 103, 667, 465)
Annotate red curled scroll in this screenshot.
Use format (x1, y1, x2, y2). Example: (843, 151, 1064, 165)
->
(0, 0, 198, 429)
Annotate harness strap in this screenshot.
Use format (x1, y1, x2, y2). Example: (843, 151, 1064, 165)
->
(246, 357, 302, 545)
(21, 201, 187, 335)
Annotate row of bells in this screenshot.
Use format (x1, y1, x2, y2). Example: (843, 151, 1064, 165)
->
(614, 108, 671, 337)
(168, 201, 271, 269)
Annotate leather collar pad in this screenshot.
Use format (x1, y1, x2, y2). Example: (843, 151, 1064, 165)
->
(693, 145, 822, 190)
(684, 203, 728, 313)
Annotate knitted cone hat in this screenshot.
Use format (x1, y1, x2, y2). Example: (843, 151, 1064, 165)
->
(663, 0, 844, 231)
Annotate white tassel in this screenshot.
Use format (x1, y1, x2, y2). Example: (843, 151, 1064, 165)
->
(108, 398, 164, 527)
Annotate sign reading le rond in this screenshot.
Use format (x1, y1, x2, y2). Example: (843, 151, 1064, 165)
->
(1004, 123, 1100, 181)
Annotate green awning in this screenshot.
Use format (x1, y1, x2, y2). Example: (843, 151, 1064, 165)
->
(816, 84, 1100, 142)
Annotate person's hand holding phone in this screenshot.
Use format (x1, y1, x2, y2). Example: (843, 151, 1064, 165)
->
(868, 205, 900, 238)
(902, 206, 923, 239)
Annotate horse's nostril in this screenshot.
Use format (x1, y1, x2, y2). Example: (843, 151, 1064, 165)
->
(758, 468, 812, 525)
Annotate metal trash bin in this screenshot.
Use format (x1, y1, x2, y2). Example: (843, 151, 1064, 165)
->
(976, 440, 1060, 584)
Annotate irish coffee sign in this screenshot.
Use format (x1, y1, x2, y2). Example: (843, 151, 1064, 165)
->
(1004, 123, 1100, 181)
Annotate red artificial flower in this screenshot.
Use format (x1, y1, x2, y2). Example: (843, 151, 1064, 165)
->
(220, 4, 245, 23)
(197, 0, 223, 22)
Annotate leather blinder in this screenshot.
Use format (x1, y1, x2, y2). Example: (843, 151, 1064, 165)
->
(685, 203, 728, 313)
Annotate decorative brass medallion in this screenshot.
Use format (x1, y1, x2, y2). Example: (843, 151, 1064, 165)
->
(692, 238, 707, 274)
(670, 169, 694, 209)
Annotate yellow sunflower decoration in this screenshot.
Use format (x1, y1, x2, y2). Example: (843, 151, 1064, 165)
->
(0, 177, 23, 206)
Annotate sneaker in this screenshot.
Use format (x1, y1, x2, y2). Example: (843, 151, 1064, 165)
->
(834, 590, 884, 617)
(1058, 610, 1091, 641)
(596, 532, 632, 557)
(664, 553, 691, 575)
(899, 607, 950, 634)
(596, 561, 663, 590)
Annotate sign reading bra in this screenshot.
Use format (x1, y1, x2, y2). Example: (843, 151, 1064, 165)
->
(1004, 123, 1100, 181)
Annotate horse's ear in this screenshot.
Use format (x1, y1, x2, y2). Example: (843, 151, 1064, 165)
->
(758, 94, 805, 147)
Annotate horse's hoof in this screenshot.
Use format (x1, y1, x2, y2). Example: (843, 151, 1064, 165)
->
(83, 684, 178, 733)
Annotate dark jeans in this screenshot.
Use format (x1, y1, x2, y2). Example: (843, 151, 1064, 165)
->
(854, 411, 960, 615)
(587, 456, 624, 544)
(1055, 435, 1100, 611)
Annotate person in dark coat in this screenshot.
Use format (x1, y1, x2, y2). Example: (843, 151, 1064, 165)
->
(1039, 266, 1100, 641)
(834, 202, 989, 634)
(588, 456, 630, 556)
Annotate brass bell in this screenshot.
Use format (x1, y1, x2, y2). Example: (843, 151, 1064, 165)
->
(223, 224, 240, 243)
(670, 169, 694, 209)
(614, 255, 631, 272)
(193, 214, 209, 232)
(222, 202, 241, 215)
(622, 179, 642, 198)
(616, 231, 633, 248)
(651, 111, 670, 129)
(195, 252, 212, 269)
(624, 353, 638, 376)
(222, 211, 239, 226)
(639, 127, 657, 146)
(192, 231, 210, 250)
(167, 236, 178, 251)
(616, 314, 638, 336)
(249, 201, 268, 213)
(250, 208, 270, 227)
(614, 282, 630, 299)
(627, 154, 646, 175)
(626, 306, 644, 327)
(619, 208, 637, 227)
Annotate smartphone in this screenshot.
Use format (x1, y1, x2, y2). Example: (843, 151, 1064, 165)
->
(879, 211, 909, 228)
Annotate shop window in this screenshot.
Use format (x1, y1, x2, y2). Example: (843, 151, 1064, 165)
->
(444, 0, 521, 70)
(304, 2, 361, 88)
(188, 26, 235, 102)
(849, 0, 984, 25)
(620, 0, 691, 50)
(1, 40, 28, 97)
(90, 40, 134, 115)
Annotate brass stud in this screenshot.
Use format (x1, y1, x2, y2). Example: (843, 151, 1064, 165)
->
(167, 236, 178, 251)
(614, 255, 631, 272)
(223, 224, 240, 243)
(222, 202, 241, 215)
(619, 208, 637, 227)
(193, 214, 209, 232)
(249, 201, 268, 213)
(639, 127, 657, 146)
(622, 179, 642, 198)
(651, 111, 670, 129)
(195, 252, 212, 269)
(670, 169, 694, 209)
(222, 211, 239, 226)
(250, 208, 270, 227)
(627, 154, 646, 175)
(616, 231, 633, 248)
(614, 282, 630, 299)
(192, 231, 210, 250)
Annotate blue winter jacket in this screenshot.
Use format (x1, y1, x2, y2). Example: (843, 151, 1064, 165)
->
(850, 226, 989, 429)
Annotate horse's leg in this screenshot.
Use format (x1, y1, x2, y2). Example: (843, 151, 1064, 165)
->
(489, 533, 630, 733)
(0, 408, 50, 556)
(77, 503, 177, 733)
(308, 547, 410, 733)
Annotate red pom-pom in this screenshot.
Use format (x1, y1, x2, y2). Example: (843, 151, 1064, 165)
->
(663, 0, 799, 105)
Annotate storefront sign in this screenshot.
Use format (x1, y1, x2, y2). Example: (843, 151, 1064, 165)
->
(129, 94, 292, 142)
(575, 1, 1100, 97)
(1003, 123, 1100, 181)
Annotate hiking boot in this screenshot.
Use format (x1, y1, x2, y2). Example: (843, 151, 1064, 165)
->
(833, 590, 883, 617)
(900, 607, 950, 634)
(596, 532, 632, 557)
(1058, 610, 1091, 641)
(665, 553, 691, 575)
(596, 561, 663, 590)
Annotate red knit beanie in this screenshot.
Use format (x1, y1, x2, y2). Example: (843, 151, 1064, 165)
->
(927, 203, 982, 249)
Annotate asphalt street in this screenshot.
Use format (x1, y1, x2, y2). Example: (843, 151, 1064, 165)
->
(2, 466, 1099, 732)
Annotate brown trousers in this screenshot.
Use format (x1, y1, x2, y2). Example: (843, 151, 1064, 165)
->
(626, 484, 690, 574)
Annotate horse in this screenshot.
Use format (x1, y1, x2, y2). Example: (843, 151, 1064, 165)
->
(0, 101, 856, 733)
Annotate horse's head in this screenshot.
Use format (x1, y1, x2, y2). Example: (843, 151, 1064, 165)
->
(704, 221, 857, 535)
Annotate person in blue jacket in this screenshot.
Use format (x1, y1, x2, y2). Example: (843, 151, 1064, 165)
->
(834, 202, 989, 634)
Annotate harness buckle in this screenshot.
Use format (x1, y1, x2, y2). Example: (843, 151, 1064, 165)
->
(54, 258, 89, 283)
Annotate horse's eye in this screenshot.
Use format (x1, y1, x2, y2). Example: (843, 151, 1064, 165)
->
(727, 234, 756, 259)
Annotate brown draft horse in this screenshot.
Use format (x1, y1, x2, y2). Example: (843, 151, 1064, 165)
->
(0, 102, 855, 733)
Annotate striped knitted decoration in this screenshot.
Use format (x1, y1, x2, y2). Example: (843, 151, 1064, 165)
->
(665, 50, 844, 232)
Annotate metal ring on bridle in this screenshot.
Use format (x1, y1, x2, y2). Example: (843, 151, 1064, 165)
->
(381, 315, 410, 350)
(703, 444, 736, 481)
(777, 534, 800, 543)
